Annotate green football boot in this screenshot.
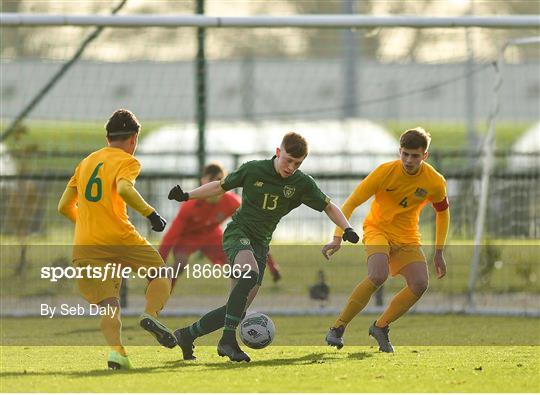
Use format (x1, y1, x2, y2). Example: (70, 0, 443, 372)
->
(107, 351, 133, 370)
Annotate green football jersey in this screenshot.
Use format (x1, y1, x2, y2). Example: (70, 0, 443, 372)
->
(220, 156, 330, 246)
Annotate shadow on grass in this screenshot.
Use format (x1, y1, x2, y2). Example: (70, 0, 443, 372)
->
(0, 363, 179, 379)
(166, 350, 374, 370)
(0, 350, 375, 378)
(347, 351, 372, 360)
(54, 325, 138, 336)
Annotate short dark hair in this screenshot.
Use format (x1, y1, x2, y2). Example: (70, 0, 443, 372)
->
(281, 132, 308, 158)
(202, 162, 226, 179)
(105, 109, 140, 141)
(400, 127, 431, 151)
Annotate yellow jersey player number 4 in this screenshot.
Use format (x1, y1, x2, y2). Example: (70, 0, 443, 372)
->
(322, 127, 450, 353)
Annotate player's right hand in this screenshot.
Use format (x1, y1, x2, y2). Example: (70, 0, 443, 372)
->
(343, 227, 359, 244)
(322, 237, 342, 260)
(147, 211, 167, 232)
(168, 185, 189, 202)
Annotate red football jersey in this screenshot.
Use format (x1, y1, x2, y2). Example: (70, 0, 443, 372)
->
(159, 192, 241, 260)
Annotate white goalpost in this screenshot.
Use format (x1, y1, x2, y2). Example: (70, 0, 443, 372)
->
(467, 36, 540, 310)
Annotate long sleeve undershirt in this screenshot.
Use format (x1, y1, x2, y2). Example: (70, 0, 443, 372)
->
(435, 208, 450, 249)
(58, 186, 78, 223)
(117, 179, 154, 217)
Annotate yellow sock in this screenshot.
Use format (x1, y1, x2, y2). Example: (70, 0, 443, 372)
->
(144, 277, 171, 317)
(100, 309, 127, 356)
(334, 278, 379, 328)
(376, 286, 420, 328)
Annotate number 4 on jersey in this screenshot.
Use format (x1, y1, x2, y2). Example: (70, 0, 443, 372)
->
(399, 197, 408, 208)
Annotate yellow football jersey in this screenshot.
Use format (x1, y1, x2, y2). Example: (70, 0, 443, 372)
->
(336, 160, 447, 244)
(68, 147, 149, 253)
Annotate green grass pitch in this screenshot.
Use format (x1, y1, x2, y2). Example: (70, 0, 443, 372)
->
(1, 315, 539, 392)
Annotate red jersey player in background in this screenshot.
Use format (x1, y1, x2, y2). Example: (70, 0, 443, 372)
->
(159, 163, 282, 291)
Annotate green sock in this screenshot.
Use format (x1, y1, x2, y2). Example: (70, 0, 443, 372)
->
(223, 271, 258, 335)
(222, 327, 236, 343)
(185, 305, 227, 340)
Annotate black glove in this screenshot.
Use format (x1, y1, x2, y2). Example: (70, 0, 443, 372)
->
(168, 185, 189, 202)
(147, 211, 167, 232)
(342, 227, 359, 244)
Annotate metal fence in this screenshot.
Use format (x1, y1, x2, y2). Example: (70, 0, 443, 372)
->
(1, 150, 539, 242)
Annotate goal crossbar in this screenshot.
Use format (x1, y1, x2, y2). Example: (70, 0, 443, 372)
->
(1, 13, 539, 28)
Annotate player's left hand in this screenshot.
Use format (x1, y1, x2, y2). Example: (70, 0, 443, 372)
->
(433, 249, 447, 279)
(342, 227, 359, 244)
(147, 211, 167, 232)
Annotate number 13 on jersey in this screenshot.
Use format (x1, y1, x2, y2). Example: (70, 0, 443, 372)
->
(262, 193, 279, 210)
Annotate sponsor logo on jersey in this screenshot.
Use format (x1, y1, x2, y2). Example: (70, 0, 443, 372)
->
(254, 181, 264, 187)
(283, 185, 296, 198)
(414, 187, 428, 198)
(239, 238, 251, 246)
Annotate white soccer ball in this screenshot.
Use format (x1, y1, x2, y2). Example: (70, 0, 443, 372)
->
(239, 312, 275, 349)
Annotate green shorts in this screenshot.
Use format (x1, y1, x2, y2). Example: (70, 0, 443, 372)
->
(222, 222, 268, 285)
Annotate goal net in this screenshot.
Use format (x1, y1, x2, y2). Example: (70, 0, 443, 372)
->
(1, 14, 538, 319)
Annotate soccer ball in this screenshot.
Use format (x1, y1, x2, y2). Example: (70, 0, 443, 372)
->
(239, 312, 275, 349)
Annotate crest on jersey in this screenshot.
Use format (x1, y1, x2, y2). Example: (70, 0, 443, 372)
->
(414, 188, 428, 198)
(283, 185, 296, 198)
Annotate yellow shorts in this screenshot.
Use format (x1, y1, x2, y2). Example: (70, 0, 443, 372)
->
(74, 245, 165, 304)
(363, 227, 426, 277)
